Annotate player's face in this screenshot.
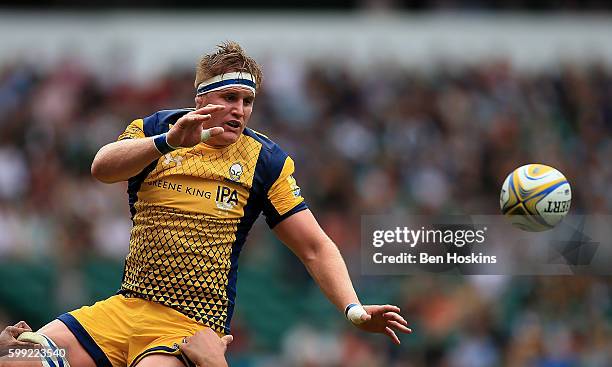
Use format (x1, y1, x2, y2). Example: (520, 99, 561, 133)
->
(195, 86, 254, 147)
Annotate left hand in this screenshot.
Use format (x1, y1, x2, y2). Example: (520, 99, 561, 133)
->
(0, 321, 37, 356)
(180, 328, 233, 367)
(353, 305, 412, 345)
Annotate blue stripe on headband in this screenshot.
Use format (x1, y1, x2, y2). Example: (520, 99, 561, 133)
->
(196, 78, 257, 95)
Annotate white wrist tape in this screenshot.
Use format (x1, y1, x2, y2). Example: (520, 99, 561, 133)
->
(345, 304, 368, 325)
(201, 129, 212, 142)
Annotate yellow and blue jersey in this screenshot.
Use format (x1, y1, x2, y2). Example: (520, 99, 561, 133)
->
(116, 108, 307, 334)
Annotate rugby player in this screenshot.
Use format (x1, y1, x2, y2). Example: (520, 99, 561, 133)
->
(5, 41, 410, 367)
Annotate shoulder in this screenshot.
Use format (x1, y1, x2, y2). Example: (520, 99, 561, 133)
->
(242, 128, 288, 166)
(141, 108, 194, 136)
(242, 128, 296, 189)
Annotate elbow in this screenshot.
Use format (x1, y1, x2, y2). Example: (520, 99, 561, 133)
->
(300, 239, 342, 267)
(91, 155, 118, 184)
(293, 236, 337, 265)
(302, 250, 319, 264)
(91, 160, 109, 183)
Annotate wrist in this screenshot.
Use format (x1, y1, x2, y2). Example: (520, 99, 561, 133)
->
(199, 356, 227, 367)
(345, 303, 367, 325)
(153, 133, 178, 155)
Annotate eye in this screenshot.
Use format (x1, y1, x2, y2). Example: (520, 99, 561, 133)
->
(244, 98, 254, 106)
(224, 94, 237, 102)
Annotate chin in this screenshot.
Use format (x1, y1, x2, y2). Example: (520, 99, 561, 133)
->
(209, 132, 241, 147)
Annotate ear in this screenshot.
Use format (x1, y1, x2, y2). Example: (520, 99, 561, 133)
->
(195, 94, 205, 108)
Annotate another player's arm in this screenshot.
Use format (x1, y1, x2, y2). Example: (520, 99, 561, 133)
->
(273, 210, 412, 344)
(0, 321, 36, 356)
(91, 105, 225, 183)
(180, 329, 233, 367)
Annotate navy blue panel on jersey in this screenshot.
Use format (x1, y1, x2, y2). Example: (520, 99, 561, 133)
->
(243, 128, 309, 227)
(142, 108, 194, 136)
(223, 134, 267, 333)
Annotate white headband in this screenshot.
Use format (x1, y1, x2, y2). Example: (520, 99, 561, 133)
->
(196, 72, 256, 96)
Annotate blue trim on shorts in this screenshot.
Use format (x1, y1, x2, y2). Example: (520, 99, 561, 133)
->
(129, 345, 187, 367)
(57, 313, 113, 367)
(180, 352, 197, 367)
(43, 355, 57, 367)
(41, 334, 64, 367)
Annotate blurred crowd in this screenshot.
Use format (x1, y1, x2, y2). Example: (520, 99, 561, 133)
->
(0, 55, 610, 366)
(4, 0, 612, 11)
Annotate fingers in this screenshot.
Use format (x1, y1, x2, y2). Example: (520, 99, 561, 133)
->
(13, 341, 38, 348)
(221, 335, 233, 346)
(13, 321, 31, 331)
(364, 304, 401, 315)
(387, 320, 412, 334)
(381, 305, 401, 313)
(208, 127, 225, 137)
(201, 127, 225, 142)
(192, 104, 226, 116)
(383, 312, 408, 326)
(382, 311, 412, 333)
(5, 326, 31, 338)
(177, 105, 225, 128)
(384, 327, 401, 345)
(178, 113, 213, 127)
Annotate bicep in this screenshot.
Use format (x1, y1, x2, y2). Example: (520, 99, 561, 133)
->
(273, 209, 331, 261)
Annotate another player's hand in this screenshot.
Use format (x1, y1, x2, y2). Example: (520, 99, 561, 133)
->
(353, 305, 412, 345)
(166, 104, 226, 148)
(0, 321, 37, 356)
(180, 328, 233, 367)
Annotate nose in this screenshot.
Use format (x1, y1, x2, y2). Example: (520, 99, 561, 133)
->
(231, 101, 244, 118)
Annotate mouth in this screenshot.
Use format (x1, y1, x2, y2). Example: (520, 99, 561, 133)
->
(224, 120, 241, 129)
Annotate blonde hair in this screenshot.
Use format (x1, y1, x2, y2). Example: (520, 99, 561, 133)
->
(194, 41, 263, 90)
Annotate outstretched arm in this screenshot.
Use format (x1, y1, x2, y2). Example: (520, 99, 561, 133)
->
(274, 209, 360, 310)
(91, 105, 225, 183)
(273, 209, 412, 344)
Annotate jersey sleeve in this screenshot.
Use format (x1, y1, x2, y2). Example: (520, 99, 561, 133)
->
(262, 156, 307, 228)
(117, 119, 145, 141)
